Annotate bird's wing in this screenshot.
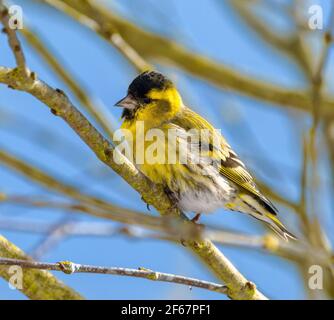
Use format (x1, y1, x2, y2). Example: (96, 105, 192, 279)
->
(172, 107, 278, 215)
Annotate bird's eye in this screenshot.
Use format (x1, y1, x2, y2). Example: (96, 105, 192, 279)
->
(142, 97, 152, 104)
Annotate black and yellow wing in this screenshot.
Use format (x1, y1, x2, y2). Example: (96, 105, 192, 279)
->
(172, 107, 278, 215)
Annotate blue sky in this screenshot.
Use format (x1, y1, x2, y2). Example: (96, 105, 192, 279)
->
(0, 0, 333, 299)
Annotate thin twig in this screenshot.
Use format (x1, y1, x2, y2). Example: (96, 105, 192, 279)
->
(0, 257, 228, 295)
(41, 0, 150, 72)
(0, 1, 28, 76)
(308, 9, 334, 218)
(299, 5, 334, 299)
(298, 134, 310, 235)
(30, 218, 74, 259)
(228, 0, 312, 77)
(0, 193, 203, 240)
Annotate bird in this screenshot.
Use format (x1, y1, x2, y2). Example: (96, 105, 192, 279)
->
(115, 70, 296, 240)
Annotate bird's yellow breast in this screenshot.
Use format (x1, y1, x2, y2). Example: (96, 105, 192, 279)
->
(119, 90, 220, 193)
(121, 121, 190, 189)
(119, 87, 190, 189)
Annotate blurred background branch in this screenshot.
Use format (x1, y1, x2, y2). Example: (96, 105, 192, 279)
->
(39, 0, 334, 114)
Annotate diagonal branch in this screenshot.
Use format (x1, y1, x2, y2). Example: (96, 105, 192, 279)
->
(41, 0, 150, 72)
(20, 26, 116, 138)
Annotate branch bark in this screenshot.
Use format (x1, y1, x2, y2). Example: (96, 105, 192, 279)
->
(20, 26, 116, 138)
(0, 258, 228, 295)
(0, 4, 28, 75)
(0, 235, 83, 299)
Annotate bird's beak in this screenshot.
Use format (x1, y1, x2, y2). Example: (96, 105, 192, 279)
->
(115, 94, 138, 109)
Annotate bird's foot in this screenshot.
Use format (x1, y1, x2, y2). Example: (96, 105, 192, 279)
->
(180, 214, 203, 247)
(180, 238, 187, 247)
(141, 196, 151, 211)
(191, 213, 201, 223)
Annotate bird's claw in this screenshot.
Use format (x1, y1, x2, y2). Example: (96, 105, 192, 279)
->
(141, 196, 151, 211)
(191, 213, 201, 223)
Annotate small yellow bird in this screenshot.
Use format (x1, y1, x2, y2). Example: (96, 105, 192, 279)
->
(116, 71, 295, 240)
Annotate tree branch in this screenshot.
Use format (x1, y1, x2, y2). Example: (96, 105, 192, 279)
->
(0, 2, 28, 75)
(0, 258, 228, 295)
(0, 191, 204, 241)
(0, 235, 83, 299)
(41, 0, 150, 72)
(228, 0, 312, 77)
(20, 26, 116, 138)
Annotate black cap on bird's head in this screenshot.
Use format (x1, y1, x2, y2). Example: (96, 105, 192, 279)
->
(128, 71, 172, 98)
(115, 71, 173, 119)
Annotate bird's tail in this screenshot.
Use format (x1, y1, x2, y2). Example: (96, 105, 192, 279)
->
(237, 194, 297, 241)
(263, 213, 297, 241)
